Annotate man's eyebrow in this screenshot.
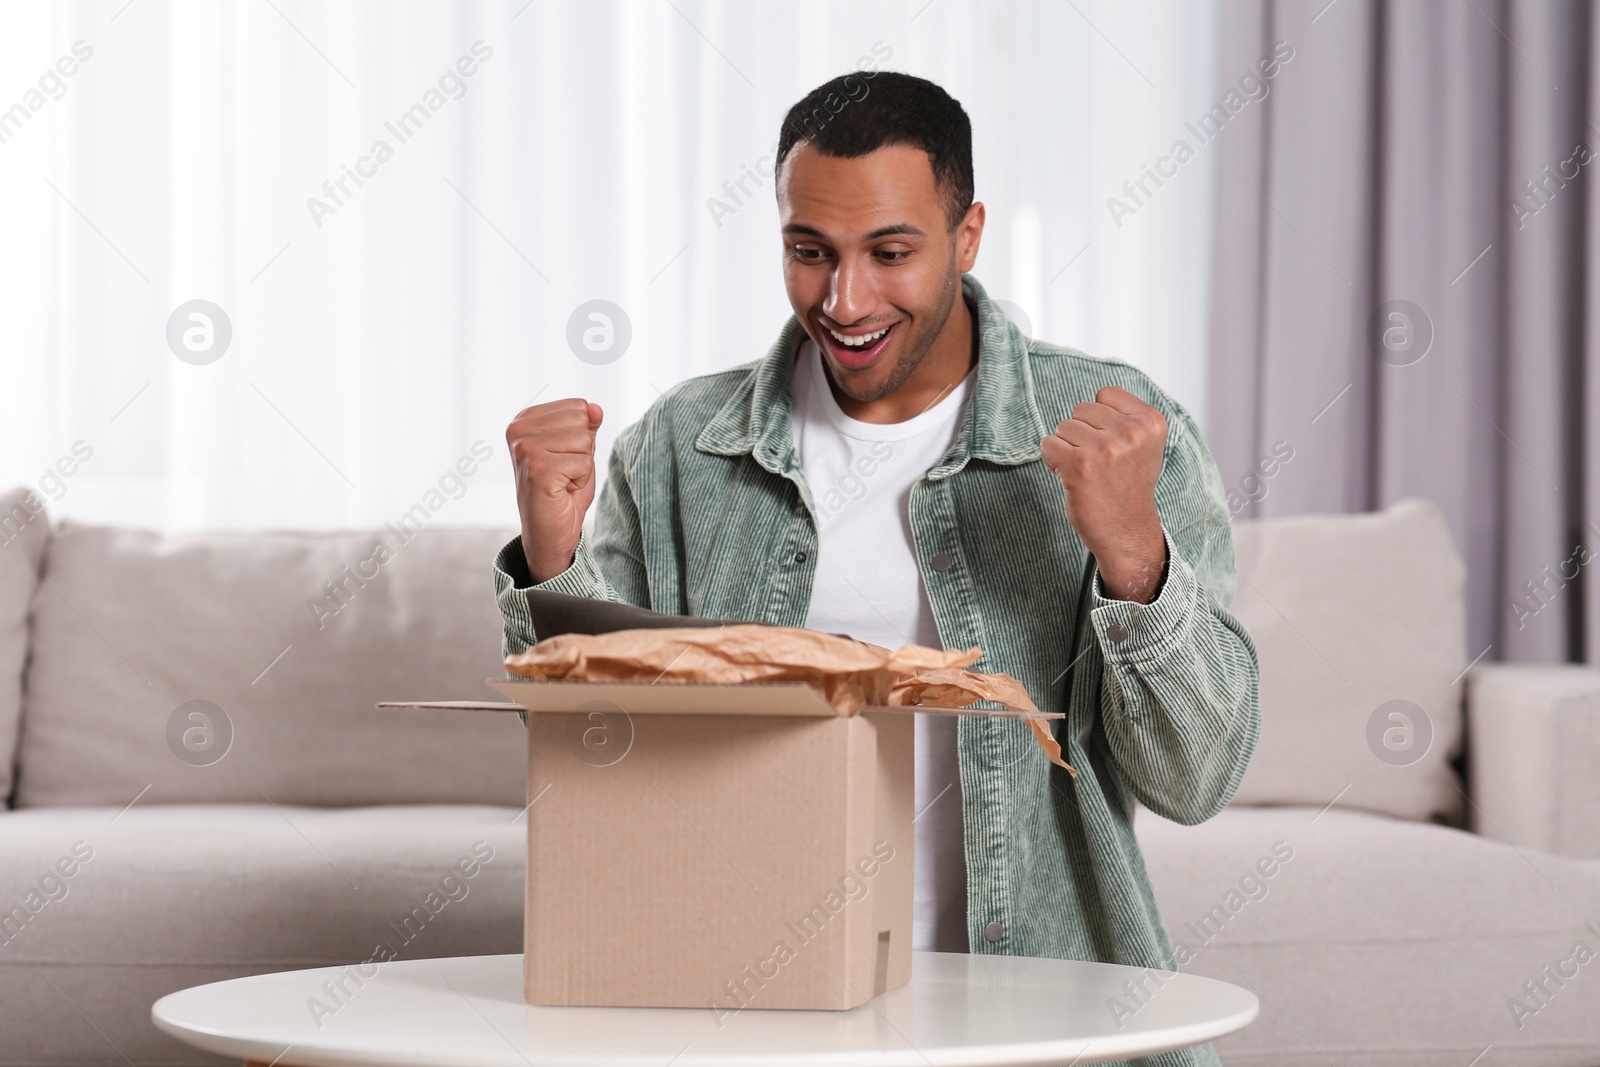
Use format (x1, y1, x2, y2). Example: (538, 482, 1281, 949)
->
(864, 223, 926, 240)
(782, 222, 928, 241)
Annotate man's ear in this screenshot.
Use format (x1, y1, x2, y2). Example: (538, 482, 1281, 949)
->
(955, 201, 985, 273)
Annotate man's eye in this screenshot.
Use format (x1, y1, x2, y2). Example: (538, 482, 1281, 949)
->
(792, 246, 825, 261)
(877, 249, 911, 262)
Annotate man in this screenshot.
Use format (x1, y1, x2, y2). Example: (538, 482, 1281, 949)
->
(497, 71, 1258, 1067)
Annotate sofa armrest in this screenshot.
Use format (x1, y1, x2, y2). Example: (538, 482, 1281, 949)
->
(1466, 663, 1600, 860)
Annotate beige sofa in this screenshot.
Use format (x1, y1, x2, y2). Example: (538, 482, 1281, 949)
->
(1, 488, 1596, 1065)
(1135, 498, 1600, 1066)
(0, 487, 529, 1065)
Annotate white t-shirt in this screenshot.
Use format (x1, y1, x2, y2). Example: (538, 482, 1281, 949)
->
(790, 337, 976, 953)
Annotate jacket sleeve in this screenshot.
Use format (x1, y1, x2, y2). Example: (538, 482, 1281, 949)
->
(493, 420, 652, 660)
(1086, 406, 1261, 825)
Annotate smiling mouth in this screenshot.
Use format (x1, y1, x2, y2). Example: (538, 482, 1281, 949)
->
(821, 321, 897, 370)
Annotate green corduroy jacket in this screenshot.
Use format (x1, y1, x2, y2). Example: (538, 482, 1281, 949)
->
(493, 272, 1259, 1067)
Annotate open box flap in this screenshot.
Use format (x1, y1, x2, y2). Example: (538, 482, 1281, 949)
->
(379, 679, 1063, 720)
(380, 679, 1074, 775)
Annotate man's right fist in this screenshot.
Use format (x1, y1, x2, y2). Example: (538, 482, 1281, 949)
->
(506, 398, 604, 583)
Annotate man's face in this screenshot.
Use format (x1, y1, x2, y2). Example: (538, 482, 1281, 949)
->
(777, 142, 979, 404)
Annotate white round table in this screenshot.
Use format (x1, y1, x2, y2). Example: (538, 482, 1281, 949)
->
(152, 952, 1256, 1066)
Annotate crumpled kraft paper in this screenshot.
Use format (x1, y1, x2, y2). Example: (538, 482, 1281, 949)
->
(505, 623, 1075, 776)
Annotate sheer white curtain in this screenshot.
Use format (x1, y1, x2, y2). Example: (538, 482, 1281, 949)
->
(0, 0, 1216, 533)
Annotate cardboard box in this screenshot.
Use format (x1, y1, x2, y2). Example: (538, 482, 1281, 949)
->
(385, 679, 1060, 1015)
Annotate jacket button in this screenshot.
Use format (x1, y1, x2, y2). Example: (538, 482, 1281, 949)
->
(931, 552, 953, 572)
(794, 552, 807, 564)
(982, 921, 1005, 942)
(1106, 623, 1130, 643)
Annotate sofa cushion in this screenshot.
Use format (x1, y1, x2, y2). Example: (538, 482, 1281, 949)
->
(1135, 804, 1600, 1066)
(1227, 498, 1467, 823)
(0, 487, 51, 805)
(0, 804, 524, 1066)
(14, 521, 526, 807)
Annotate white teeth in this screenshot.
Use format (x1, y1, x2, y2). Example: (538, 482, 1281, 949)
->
(828, 325, 890, 347)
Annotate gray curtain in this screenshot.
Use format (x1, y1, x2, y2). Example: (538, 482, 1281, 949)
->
(1209, 0, 1600, 666)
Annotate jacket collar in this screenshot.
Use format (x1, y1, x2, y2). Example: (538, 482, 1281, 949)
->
(695, 272, 1050, 478)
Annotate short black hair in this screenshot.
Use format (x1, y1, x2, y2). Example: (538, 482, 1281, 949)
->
(776, 71, 974, 233)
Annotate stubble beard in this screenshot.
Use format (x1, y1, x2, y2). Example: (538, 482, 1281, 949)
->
(827, 250, 961, 406)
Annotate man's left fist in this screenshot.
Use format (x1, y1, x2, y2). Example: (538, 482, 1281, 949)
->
(1040, 385, 1169, 603)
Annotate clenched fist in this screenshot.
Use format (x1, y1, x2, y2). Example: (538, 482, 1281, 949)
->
(507, 398, 604, 583)
(1039, 385, 1169, 603)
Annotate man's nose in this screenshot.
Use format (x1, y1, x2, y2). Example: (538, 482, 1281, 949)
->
(823, 258, 873, 326)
